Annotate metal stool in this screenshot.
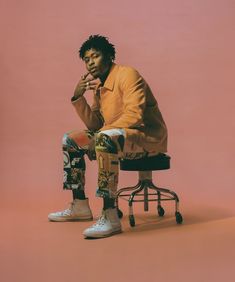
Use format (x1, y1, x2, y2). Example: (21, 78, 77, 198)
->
(115, 153, 183, 227)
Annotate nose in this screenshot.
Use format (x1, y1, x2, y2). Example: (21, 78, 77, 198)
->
(88, 58, 95, 67)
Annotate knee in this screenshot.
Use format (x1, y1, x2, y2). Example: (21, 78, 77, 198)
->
(62, 132, 77, 151)
(95, 132, 118, 154)
(62, 133, 71, 147)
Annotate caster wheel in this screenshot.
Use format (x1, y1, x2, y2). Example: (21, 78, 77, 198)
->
(129, 215, 135, 227)
(157, 206, 165, 217)
(175, 212, 183, 224)
(117, 208, 123, 219)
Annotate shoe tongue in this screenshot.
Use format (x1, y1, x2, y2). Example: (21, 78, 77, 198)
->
(101, 210, 107, 218)
(96, 214, 106, 225)
(103, 208, 113, 214)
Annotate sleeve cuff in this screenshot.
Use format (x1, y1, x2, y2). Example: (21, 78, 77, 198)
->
(71, 95, 83, 104)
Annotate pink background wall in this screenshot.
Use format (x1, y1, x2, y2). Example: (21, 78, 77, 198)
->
(1, 0, 235, 281)
(1, 0, 234, 207)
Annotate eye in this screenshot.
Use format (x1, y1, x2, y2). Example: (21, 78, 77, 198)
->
(92, 53, 100, 58)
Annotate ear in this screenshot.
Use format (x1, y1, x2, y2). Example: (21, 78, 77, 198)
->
(105, 53, 113, 63)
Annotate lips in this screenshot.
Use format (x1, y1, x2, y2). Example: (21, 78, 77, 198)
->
(90, 68, 97, 73)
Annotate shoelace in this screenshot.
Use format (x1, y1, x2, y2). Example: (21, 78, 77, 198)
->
(92, 213, 107, 227)
(61, 202, 74, 215)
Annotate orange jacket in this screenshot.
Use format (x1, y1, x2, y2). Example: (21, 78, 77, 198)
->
(72, 63, 167, 153)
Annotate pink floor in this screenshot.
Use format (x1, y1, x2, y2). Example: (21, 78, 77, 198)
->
(1, 196, 235, 282)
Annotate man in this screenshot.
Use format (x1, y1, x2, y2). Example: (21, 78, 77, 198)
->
(48, 35, 168, 238)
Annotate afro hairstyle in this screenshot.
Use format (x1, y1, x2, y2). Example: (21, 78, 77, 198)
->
(79, 34, 116, 61)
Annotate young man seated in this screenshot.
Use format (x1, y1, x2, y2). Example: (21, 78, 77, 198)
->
(48, 35, 168, 239)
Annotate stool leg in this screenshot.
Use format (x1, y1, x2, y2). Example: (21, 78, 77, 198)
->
(115, 182, 141, 219)
(144, 184, 149, 211)
(116, 181, 141, 198)
(129, 203, 135, 227)
(149, 182, 181, 214)
(156, 190, 165, 216)
(128, 181, 145, 227)
(157, 190, 161, 206)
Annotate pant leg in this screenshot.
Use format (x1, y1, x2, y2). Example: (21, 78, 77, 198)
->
(95, 129, 152, 199)
(63, 129, 96, 190)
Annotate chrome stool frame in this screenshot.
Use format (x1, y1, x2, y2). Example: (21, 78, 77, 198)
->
(115, 154, 183, 227)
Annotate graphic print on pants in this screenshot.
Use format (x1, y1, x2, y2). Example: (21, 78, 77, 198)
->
(62, 129, 152, 198)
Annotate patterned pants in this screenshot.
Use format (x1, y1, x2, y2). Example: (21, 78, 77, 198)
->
(63, 128, 157, 199)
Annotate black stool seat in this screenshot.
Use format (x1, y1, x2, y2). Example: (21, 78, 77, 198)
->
(120, 153, 170, 171)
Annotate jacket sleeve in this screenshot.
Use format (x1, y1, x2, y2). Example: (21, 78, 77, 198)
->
(71, 93, 104, 131)
(100, 68, 146, 131)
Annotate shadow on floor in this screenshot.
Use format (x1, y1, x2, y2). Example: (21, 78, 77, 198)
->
(119, 204, 235, 235)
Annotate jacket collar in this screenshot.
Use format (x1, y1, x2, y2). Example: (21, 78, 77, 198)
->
(95, 63, 119, 92)
(103, 63, 119, 90)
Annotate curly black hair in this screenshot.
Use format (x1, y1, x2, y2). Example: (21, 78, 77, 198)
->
(79, 34, 116, 61)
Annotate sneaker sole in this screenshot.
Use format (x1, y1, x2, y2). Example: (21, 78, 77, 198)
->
(84, 229, 122, 238)
(48, 217, 93, 222)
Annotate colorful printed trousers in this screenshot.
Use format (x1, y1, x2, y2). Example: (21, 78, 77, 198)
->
(63, 128, 158, 199)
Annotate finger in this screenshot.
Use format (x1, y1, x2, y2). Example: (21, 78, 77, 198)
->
(84, 84, 97, 91)
(84, 77, 97, 82)
(89, 86, 97, 90)
(81, 72, 90, 80)
(85, 81, 98, 86)
(83, 79, 99, 88)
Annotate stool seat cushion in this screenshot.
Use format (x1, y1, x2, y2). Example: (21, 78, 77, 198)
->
(120, 153, 171, 171)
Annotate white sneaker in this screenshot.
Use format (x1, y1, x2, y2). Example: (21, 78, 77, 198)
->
(83, 208, 122, 238)
(48, 198, 93, 222)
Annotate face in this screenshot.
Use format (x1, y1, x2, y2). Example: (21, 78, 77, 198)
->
(83, 48, 111, 79)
